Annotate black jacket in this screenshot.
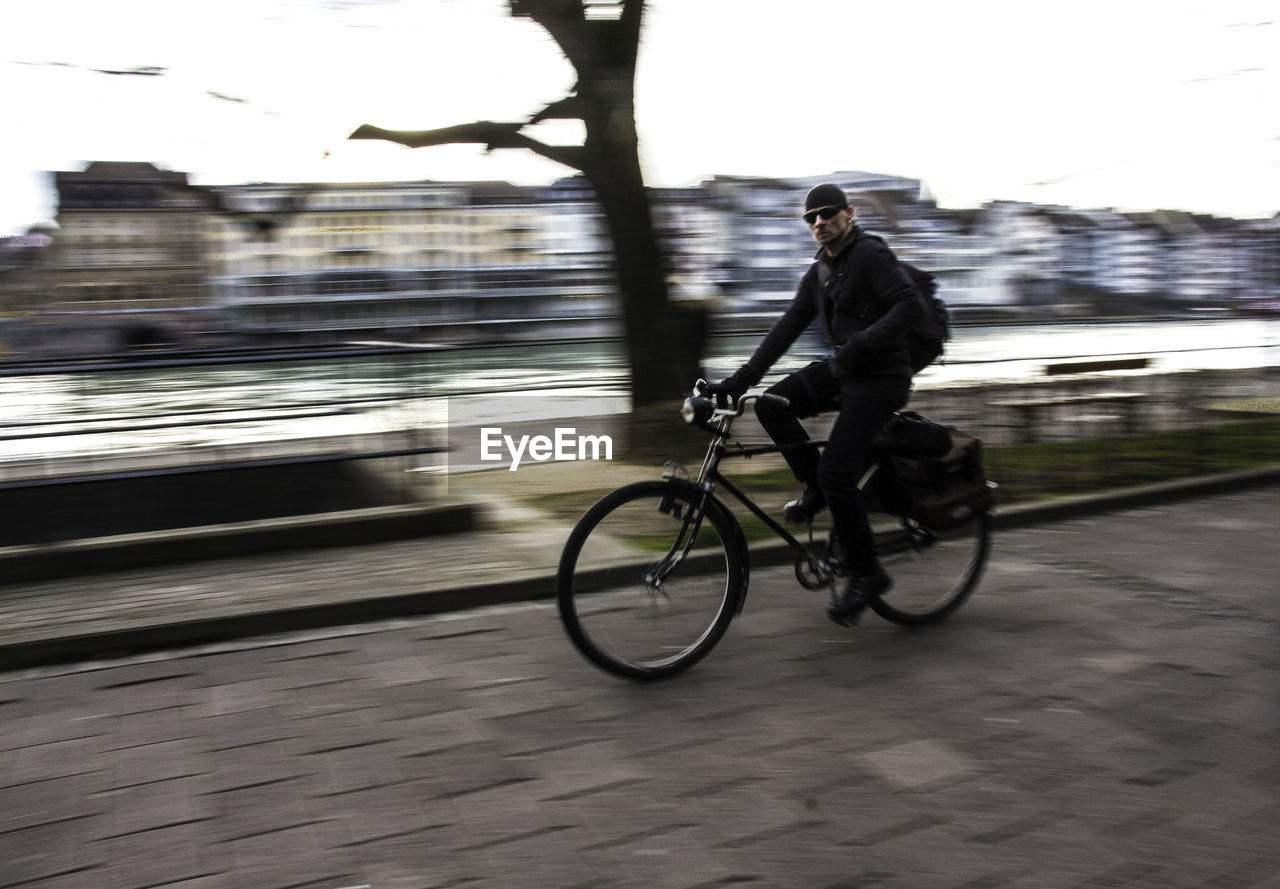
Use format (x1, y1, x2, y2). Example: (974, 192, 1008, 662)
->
(744, 226, 924, 381)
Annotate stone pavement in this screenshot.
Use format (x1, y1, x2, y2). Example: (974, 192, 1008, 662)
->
(1, 484, 1278, 888)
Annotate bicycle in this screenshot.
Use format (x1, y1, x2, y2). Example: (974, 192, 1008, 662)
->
(556, 381, 995, 680)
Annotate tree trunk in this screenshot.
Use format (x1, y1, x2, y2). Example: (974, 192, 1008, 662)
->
(588, 160, 703, 409)
(574, 66, 702, 408)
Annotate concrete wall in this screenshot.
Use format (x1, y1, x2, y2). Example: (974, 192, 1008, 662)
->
(0, 458, 423, 546)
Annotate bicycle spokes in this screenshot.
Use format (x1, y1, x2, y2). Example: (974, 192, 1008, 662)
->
(557, 481, 744, 680)
(868, 516, 990, 626)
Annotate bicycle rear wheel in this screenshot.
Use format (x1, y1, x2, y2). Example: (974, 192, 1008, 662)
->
(557, 481, 745, 680)
(868, 512, 991, 626)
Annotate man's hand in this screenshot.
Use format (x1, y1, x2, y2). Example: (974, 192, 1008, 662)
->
(706, 365, 757, 406)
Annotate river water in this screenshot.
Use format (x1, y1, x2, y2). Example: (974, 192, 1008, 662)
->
(2, 317, 1277, 464)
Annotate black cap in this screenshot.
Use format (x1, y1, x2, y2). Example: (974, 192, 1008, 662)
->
(804, 183, 848, 212)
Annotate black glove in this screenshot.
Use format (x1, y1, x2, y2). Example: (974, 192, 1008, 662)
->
(706, 365, 758, 405)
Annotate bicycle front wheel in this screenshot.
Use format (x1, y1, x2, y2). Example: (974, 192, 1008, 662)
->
(557, 481, 746, 680)
(868, 512, 991, 626)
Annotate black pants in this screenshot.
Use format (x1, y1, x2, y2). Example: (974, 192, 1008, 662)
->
(755, 362, 910, 575)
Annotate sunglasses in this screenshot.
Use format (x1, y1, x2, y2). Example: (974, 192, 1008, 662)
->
(802, 205, 846, 225)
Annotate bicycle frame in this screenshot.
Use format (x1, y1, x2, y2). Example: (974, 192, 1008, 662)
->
(689, 439, 813, 554)
(674, 390, 845, 565)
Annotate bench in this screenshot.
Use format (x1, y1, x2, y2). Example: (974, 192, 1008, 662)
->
(1043, 357, 1150, 376)
(990, 392, 1149, 443)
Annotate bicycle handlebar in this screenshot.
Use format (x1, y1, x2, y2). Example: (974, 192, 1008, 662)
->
(682, 380, 790, 428)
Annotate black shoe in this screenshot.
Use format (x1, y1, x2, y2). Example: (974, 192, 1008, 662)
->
(783, 485, 826, 524)
(827, 569, 892, 627)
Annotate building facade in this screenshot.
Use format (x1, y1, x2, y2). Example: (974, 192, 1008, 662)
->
(13, 160, 1278, 359)
(209, 178, 620, 342)
(49, 162, 215, 347)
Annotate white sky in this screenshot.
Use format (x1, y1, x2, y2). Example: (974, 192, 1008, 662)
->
(2, 0, 1277, 237)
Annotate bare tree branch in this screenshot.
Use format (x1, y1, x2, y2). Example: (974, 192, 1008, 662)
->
(529, 93, 584, 125)
(348, 121, 586, 170)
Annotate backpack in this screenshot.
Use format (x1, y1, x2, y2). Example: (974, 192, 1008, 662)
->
(847, 231, 951, 373)
(899, 262, 951, 373)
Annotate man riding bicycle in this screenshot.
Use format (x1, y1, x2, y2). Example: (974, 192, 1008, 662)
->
(708, 183, 927, 626)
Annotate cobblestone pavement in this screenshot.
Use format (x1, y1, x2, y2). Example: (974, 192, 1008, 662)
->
(1, 487, 1278, 888)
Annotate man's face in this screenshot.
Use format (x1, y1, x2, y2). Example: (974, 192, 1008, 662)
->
(804, 205, 855, 249)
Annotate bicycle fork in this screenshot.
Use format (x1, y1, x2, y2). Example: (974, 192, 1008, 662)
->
(643, 488, 709, 592)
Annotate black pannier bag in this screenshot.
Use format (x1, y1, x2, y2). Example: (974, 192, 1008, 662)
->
(873, 413, 994, 531)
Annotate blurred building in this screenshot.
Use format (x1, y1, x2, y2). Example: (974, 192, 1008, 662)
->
(208, 178, 620, 342)
(0, 229, 54, 357)
(1041, 208, 1155, 310)
(1138, 211, 1251, 303)
(854, 186, 988, 314)
(48, 162, 215, 349)
(0, 230, 52, 314)
(16, 161, 1280, 358)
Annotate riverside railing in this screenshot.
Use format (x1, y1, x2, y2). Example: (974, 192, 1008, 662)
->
(2, 338, 1278, 491)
